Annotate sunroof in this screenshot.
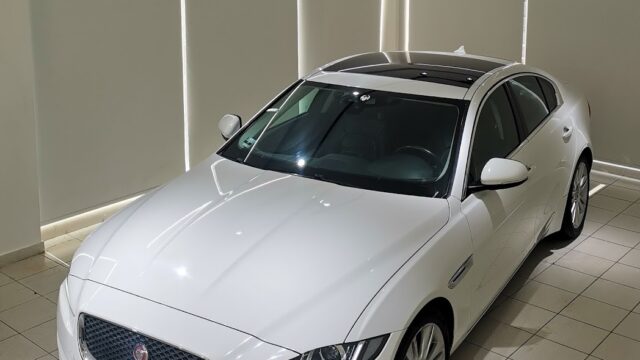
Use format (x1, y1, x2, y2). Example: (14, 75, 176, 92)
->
(323, 52, 507, 88)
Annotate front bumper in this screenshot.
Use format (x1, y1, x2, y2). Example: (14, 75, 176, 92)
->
(56, 277, 299, 360)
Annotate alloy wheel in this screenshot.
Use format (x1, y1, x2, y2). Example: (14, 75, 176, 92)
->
(570, 162, 589, 229)
(404, 323, 446, 360)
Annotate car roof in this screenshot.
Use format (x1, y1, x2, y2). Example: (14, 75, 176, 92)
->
(314, 51, 514, 89)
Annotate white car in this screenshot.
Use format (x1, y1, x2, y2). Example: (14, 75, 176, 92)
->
(57, 51, 591, 360)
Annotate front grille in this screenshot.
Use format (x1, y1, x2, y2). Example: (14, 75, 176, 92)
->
(79, 314, 203, 360)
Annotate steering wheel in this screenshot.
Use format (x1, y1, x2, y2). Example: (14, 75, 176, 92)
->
(394, 145, 442, 169)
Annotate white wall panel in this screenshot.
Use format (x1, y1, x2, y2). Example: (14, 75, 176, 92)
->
(187, 0, 298, 164)
(31, 0, 184, 223)
(0, 0, 42, 258)
(298, 0, 381, 76)
(527, 0, 640, 168)
(409, 0, 523, 61)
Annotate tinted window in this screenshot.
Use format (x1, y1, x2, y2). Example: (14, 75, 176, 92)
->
(220, 81, 465, 198)
(509, 76, 549, 135)
(468, 86, 520, 185)
(538, 77, 558, 111)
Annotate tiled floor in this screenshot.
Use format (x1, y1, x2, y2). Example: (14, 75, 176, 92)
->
(0, 224, 99, 359)
(1, 171, 639, 360)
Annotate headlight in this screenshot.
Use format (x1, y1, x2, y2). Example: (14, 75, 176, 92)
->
(64, 275, 84, 317)
(62, 278, 75, 317)
(295, 335, 388, 360)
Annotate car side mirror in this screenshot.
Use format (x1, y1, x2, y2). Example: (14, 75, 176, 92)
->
(469, 158, 528, 193)
(218, 114, 241, 140)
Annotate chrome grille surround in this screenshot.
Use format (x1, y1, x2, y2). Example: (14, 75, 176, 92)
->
(78, 313, 204, 360)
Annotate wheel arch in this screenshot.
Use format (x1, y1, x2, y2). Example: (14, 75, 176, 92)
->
(411, 297, 454, 347)
(392, 296, 456, 360)
(581, 146, 593, 169)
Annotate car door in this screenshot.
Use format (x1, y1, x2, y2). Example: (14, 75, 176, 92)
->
(461, 84, 537, 320)
(507, 75, 572, 250)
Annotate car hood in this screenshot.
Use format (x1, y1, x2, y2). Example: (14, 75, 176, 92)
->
(70, 155, 449, 353)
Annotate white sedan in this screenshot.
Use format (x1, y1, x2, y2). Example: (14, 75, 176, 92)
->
(57, 51, 591, 360)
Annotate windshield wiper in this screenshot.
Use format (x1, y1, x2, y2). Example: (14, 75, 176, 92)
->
(310, 173, 349, 187)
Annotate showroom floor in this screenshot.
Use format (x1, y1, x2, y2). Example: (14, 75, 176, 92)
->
(1, 172, 640, 360)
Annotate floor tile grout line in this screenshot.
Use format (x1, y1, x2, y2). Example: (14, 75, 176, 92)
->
(520, 333, 591, 358)
(543, 257, 610, 278)
(17, 317, 57, 338)
(0, 316, 54, 355)
(0, 261, 62, 282)
(554, 248, 618, 273)
(583, 220, 608, 238)
(486, 296, 557, 327)
(588, 233, 640, 250)
(601, 197, 640, 233)
(589, 197, 634, 213)
(0, 290, 57, 315)
(619, 209, 640, 220)
(17, 279, 66, 299)
(467, 323, 537, 359)
(521, 277, 592, 298)
(593, 186, 640, 202)
(602, 221, 640, 235)
(0, 317, 18, 339)
(0, 293, 58, 321)
(611, 178, 640, 192)
(16, 265, 67, 285)
(0, 289, 40, 313)
(605, 310, 640, 344)
(0, 333, 51, 358)
(579, 285, 640, 312)
(554, 303, 627, 334)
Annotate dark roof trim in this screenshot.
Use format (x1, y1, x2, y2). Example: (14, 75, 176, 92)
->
(323, 52, 508, 88)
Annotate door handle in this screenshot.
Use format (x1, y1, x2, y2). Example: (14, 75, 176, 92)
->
(562, 126, 573, 141)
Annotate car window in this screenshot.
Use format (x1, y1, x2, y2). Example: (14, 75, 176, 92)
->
(270, 87, 320, 128)
(232, 97, 287, 155)
(538, 77, 558, 111)
(468, 85, 520, 185)
(509, 76, 549, 135)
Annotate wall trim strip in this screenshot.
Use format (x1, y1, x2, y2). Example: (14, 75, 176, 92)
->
(40, 193, 144, 241)
(593, 160, 640, 181)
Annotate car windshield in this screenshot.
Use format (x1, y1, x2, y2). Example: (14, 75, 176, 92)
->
(219, 81, 466, 197)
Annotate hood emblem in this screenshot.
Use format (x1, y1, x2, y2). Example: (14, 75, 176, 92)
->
(133, 343, 148, 360)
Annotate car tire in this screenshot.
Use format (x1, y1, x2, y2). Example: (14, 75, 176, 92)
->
(395, 312, 450, 360)
(560, 157, 590, 240)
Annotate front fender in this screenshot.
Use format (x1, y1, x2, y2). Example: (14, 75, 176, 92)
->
(345, 199, 474, 351)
